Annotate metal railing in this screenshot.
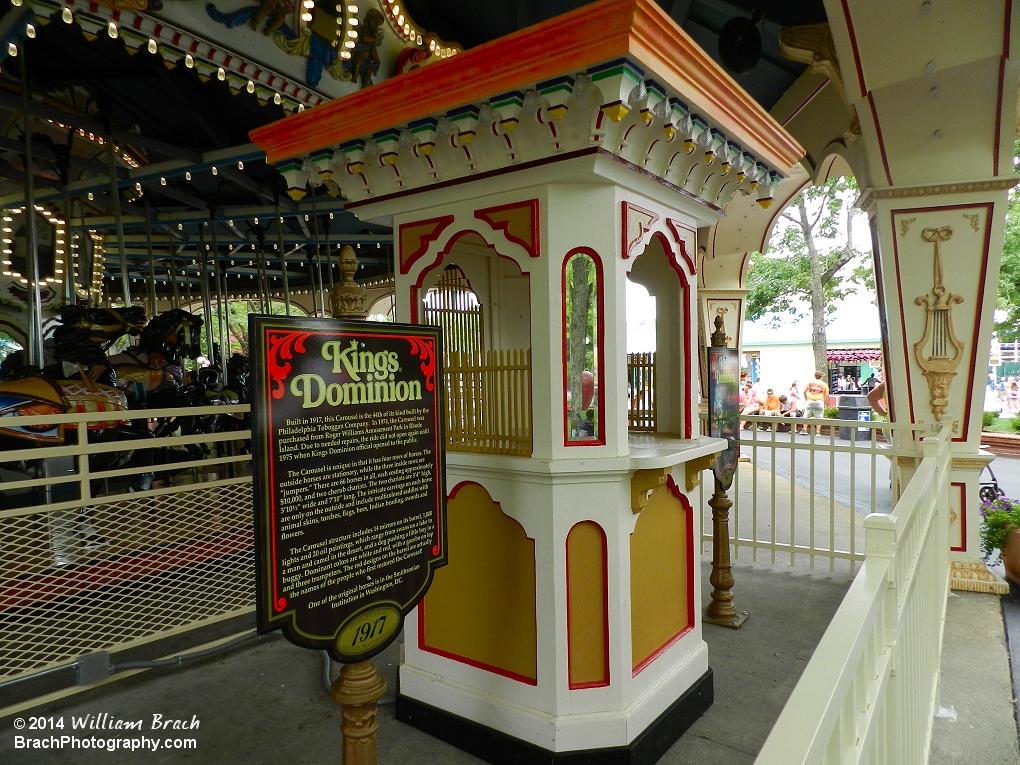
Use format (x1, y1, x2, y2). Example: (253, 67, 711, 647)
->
(627, 352, 656, 431)
(444, 349, 532, 456)
(0, 406, 253, 694)
(700, 414, 933, 573)
(755, 424, 951, 765)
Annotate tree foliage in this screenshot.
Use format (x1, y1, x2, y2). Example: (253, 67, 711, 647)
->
(996, 149, 1020, 343)
(565, 253, 596, 425)
(746, 176, 873, 373)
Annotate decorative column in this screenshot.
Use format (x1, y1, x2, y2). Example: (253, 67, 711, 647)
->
(801, 0, 1020, 592)
(330, 661, 387, 765)
(862, 184, 1014, 593)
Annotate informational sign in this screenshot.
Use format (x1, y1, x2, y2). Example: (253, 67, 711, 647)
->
(249, 316, 446, 663)
(707, 346, 739, 490)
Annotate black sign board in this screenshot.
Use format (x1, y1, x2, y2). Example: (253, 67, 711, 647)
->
(707, 346, 739, 490)
(249, 316, 447, 663)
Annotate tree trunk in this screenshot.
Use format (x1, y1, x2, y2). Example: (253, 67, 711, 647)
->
(797, 198, 828, 376)
(567, 256, 592, 430)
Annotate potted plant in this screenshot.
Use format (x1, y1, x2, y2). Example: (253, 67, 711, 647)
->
(980, 496, 1020, 584)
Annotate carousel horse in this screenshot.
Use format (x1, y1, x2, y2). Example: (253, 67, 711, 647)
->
(0, 327, 156, 524)
(105, 308, 203, 408)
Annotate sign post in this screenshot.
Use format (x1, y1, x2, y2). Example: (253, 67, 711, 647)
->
(704, 314, 746, 629)
(249, 315, 446, 763)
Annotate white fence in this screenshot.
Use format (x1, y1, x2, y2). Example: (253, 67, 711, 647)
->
(0, 405, 253, 707)
(754, 425, 951, 765)
(700, 414, 933, 573)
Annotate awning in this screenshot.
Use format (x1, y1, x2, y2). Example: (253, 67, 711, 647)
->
(827, 349, 883, 364)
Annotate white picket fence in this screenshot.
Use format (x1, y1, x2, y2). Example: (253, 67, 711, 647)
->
(700, 414, 932, 572)
(754, 425, 951, 765)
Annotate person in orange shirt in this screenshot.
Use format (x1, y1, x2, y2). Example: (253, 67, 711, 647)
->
(763, 388, 782, 416)
(801, 371, 829, 435)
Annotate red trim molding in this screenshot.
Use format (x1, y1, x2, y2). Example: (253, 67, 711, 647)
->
(622, 201, 660, 259)
(839, 0, 867, 100)
(867, 93, 893, 187)
(647, 231, 694, 438)
(889, 203, 993, 442)
(474, 199, 541, 258)
(565, 520, 611, 690)
(666, 218, 696, 275)
(562, 247, 607, 447)
(951, 481, 967, 553)
(633, 475, 695, 676)
(418, 480, 539, 686)
(399, 215, 455, 275)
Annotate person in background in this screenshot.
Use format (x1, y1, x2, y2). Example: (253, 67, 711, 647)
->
(867, 375, 887, 417)
(578, 408, 596, 437)
(778, 394, 799, 432)
(802, 371, 829, 435)
(763, 388, 782, 416)
(740, 380, 761, 428)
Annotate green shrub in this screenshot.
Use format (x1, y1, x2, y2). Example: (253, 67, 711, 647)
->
(1013, 417, 1020, 434)
(824, 406, 840, 419)
(981, 496, 1020, 560)
(983, 410, 1000, 428)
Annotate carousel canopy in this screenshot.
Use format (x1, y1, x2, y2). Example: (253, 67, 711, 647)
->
(0, 0, 827, 311)
(827, 348, 883, 364)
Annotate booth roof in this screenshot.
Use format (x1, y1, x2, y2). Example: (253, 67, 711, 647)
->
(249, 0, 804, 172)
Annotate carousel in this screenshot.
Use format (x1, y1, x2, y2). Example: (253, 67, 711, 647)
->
(0, 0, 803, 760)
(0, 0, 422, 710)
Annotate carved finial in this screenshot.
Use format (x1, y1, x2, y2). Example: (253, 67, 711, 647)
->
(329, 245, 367, 319)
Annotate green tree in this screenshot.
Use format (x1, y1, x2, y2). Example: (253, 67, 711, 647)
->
(996, 150, 1020, 343)
(565, 253, 596, 427)
(197, 299, 295, 360)
(746, 177, 872, 374)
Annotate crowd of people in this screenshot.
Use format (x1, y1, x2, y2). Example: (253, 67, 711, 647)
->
(990, 375, 1020, 415)
(738, 369, 887, 435)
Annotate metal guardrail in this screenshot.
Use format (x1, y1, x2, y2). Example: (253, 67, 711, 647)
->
(0, 405, 254, 700)
(699, 414, 933, 572)
(754, 425, 951, 765)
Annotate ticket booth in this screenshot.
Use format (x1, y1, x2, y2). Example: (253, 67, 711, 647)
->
(251, 1, 801, 760)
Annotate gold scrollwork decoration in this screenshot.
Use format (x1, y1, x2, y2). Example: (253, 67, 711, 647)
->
(913, 226, 964, 421)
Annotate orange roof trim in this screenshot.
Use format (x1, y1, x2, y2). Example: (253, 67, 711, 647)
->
(250, 0, 804, 174)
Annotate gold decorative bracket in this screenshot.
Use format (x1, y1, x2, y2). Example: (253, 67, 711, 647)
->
(631, 468, 669, 513)
(778, 23, 860, 143)
(685, 454, 718, 492)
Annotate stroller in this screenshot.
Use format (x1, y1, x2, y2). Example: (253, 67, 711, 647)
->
(979, 462, 1005, 503)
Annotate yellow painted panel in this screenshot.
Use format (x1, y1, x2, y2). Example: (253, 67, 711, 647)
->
(630, 485, 690, 672)
(422, 482, 537, 682)
(566, 521, 608, 688)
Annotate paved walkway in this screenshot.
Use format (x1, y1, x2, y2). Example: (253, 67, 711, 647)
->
(0, 561, 1015, 764)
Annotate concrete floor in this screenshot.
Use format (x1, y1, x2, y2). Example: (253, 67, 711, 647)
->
(931, 592, 1019, 765)
(0, 559, 1015, 764)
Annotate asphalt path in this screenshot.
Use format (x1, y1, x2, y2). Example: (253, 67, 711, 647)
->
(739, 424, 1020, 516)
(738, 429, 896, 516)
